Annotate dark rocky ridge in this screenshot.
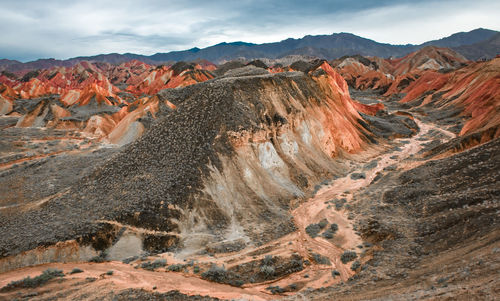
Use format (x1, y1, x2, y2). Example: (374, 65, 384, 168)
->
(0, 70, 417, 261)
(1, 28, 497, 71)
(309, 137, 500, 300)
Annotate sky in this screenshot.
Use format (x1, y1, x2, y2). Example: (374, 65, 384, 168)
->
(1, 0, 499, 62)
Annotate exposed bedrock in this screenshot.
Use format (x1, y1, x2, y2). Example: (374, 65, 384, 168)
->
(0, 67, 417, 270)
(308, 137, 500, 300)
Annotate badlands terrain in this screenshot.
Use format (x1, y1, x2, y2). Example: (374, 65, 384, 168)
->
(0, 44, 499, 300)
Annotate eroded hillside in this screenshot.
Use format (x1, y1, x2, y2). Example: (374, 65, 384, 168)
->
(0, 50, 498, 300)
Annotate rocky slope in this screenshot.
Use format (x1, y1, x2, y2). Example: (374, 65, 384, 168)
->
(309, 135, 500, 300)
(392, 58, 500, 145)
(332, 47, 499, 147)
(0, 62, 417, 268)
(0, 48, 498, 300)
(0, 61, 214, 145)
(331, 46, 468, 92)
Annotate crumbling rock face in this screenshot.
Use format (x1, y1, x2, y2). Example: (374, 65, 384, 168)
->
(0, 61, 214, 145)
(0, 66, 416, 265)
(398, 58, 500, 144)
(309, 138, 500, 300)
(333, 47, 498, 148)
(331, 46, 468, 92)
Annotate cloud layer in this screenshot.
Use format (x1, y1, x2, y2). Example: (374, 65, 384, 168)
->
(1, 0, 499, 61)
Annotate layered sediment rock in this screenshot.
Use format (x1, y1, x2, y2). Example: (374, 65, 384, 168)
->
(0, 61, 214, 144)
(0, 63, 416, 268)
(331, 46, 468, 92)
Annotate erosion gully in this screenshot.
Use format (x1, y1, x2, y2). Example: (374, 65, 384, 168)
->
(0, 114, 455, 300)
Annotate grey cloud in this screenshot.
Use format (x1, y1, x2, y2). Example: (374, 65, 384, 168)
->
(0, 0, 498, 61)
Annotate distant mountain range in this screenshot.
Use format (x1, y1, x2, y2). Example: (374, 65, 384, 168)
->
(0, 28, 498, 72)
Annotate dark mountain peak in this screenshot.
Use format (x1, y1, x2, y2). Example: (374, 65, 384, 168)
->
(214, 41, 255, 47)
(2, 28, 498, 70)
(422, 27, 499, 48)
(452, 31, 500, 60)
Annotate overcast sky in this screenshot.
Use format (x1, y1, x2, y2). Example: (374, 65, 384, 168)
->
(1, 0, 499, 62)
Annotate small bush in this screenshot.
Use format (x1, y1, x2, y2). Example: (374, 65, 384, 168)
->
(141, 258, 167, 271)
(201, 265, 227, 283)
(167, 264, 184, 272)
(311, 253, 331, 265)
(106, 270, 114, 275)
(334, 198, 347, 210)
(89, 253, 107, 263)
(318, 219, 328, 229)
(350, 172, 366, 180)
(330, 223, 339, 233)
(266, 285, 285, 295)
(1, 269, 64, 291)
(340, 251, 357, 264)
(262, 255, 274, 266)
(69, 268, 83, 274)
(232, 279, 244, 287)
(193, 266, 200, 274)
(290, 257, 304, 271)
(351, 261, 361, 271)
(260, 265, 275, 278)
(152, 258, 167, 267)
(122, 256, 138, 264)
(322, 230, 334, 239)
(331, 270, 340, 277)
(305, 223, 321, 238)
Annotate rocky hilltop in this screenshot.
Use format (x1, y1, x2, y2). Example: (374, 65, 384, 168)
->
(0, 61, 418, 261)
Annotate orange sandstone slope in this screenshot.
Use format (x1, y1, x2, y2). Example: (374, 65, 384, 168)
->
(384, 47, 469, 96)
(398, 58, 500, 139)
(0, 61, 124, 106)
(331, 46, 469, 92)
(0, 60, 215, 143)
(126, 62, 215, 95)
(391, 46, 468, 76)
(330, 55, 394, 91)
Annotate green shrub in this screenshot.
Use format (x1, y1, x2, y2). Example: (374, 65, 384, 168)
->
(318, 219, 328, 229)
(69, 268, 83, 274)
(232, 279, 244, 287)
(1, 269, 64, 291)
(89, 253, 107, 263)
(201, 264, 228, 283)
(193, 266, 200, 274)
(305, 223, 321, 238)
(262, 255, 274, 266)
(330, 223, 339, 233)
(260, 265, 275, 278)
(290, 257, 304, 271)
(322, 230, 334, 239)
(266, 285, 285, 294)
(340, 251, 357, 264)
(351, 260, 361, 271)
(106, 270, 113, 275)
(141, 258, 167, 271)
(311, 253, 331, 265)
(122, 256, 138, 264)
(331, 270, 340, 277)
(167, 264, 184, 272)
